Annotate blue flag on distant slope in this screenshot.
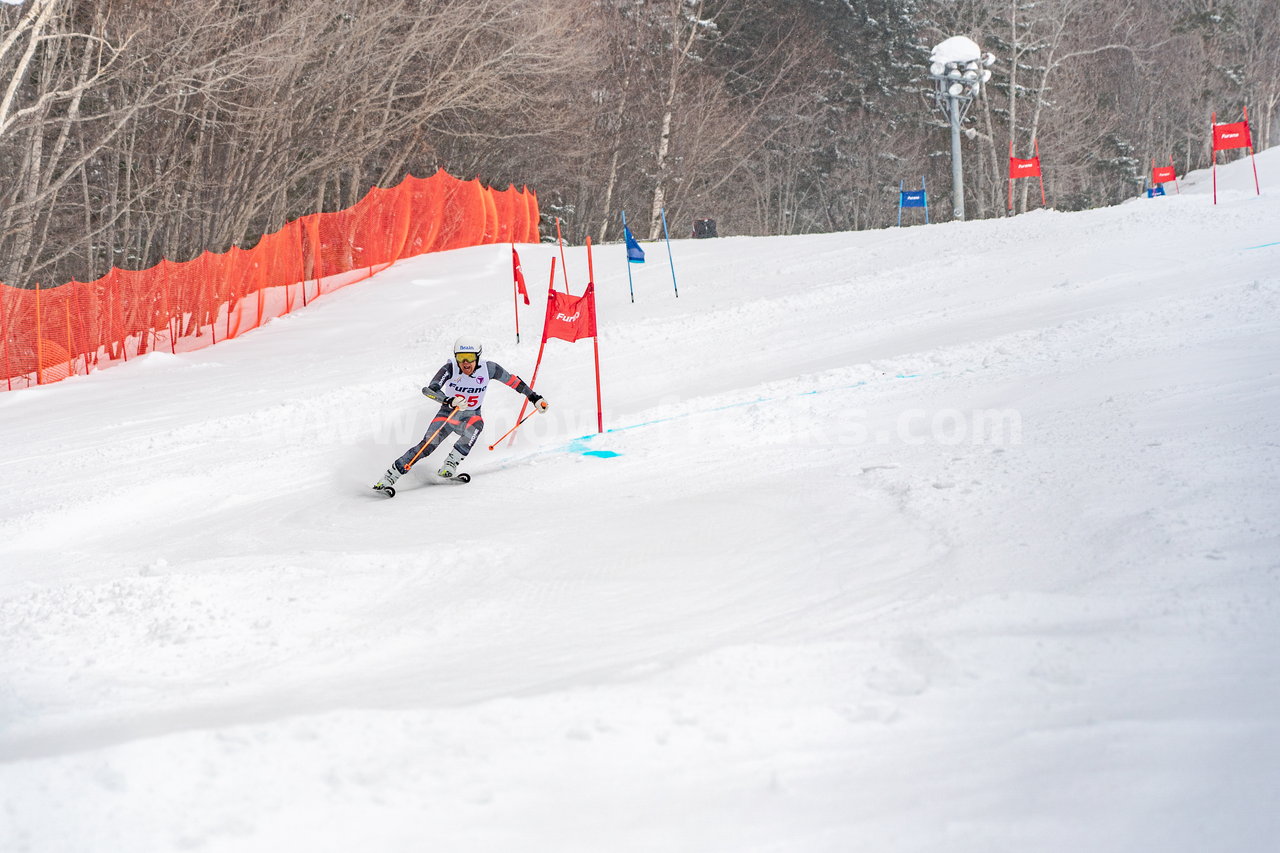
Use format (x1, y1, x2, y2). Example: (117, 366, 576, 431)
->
(624, 226, 645, 264)
(897, 177, 929, 226)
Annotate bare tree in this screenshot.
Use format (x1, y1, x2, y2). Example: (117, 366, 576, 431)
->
(0, 0, 584, 288)
(4, 0, 1280, 291)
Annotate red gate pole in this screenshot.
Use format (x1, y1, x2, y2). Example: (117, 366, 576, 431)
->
(505, 258, 557, 449)
(1245, 105, 1261, 195)
(555, 217, 570, 293)
(1211, 113, 1219, 205)
(513, 266, 521, 344)
(513, 245, 532, 344)
(1007, 141, 1015, 212)
(1036, 139, 1047, 207)
(587, 237, 602, 434)
(592, 309, 603, 434)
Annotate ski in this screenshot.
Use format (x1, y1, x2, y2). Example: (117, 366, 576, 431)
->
(370, 472, 469, 498)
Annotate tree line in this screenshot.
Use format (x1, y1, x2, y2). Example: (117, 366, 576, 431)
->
(2, 0, 1276, 289)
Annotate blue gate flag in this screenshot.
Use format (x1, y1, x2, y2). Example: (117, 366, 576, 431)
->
(1146, 185, 1166, 198)
(624, 226, 645, 263)
(898, 177, 929, 226)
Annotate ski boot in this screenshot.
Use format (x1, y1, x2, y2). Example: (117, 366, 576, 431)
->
(438, 449, 463, 479)
(372, 465, 402, 497)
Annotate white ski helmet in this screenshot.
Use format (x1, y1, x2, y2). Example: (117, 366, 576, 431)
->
(453, 336, 483, 362)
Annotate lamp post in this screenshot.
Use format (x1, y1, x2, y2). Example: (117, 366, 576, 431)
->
(928, 37, 994, 222)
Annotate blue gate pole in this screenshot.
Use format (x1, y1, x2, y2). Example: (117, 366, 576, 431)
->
(660, 208, 679, 298)
(620, 210, 636, 303)
(898, 179, 904, 227)
(923, 177, 930, 224)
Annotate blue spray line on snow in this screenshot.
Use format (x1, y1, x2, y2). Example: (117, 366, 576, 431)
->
(1243, 240, 1280, 250)
(488, 371, 925, 469)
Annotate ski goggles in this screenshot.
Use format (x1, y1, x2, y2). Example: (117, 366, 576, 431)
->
(454, 353, 478, 364)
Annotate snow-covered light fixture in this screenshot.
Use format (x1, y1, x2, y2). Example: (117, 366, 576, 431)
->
(927, 36, 994, 222)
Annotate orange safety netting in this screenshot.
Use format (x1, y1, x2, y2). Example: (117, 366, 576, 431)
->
(0, 169, 540, 390)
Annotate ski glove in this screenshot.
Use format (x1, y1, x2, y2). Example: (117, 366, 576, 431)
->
(450, 394, 469, 410)
(529, 393, 549, 413)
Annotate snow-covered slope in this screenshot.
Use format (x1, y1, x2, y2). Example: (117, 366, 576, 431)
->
(3, 152, 1278, 853)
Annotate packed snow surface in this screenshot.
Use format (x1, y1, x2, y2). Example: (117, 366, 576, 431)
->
(2, 152, 1278, 852)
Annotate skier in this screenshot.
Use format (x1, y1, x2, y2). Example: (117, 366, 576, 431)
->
(373, 336, 548, 492)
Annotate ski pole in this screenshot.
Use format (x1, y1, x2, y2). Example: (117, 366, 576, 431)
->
(405, 405, 461, 470)
(487, 410, 538, 451)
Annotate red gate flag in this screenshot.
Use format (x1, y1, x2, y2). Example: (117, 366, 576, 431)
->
(1008, 156, 1041, 178)
(1151, 156, 1180, 194)
(1210, 109, 1261, 204)
(514, 238, 604, 441)
(512, 245, 530, 305)
(1213, 120, 1253, 152)
(1008, 140, 1048, 211)
(542, 283, 598, 343)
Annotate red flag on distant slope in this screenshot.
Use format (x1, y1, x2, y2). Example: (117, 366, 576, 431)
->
(1212, 120, 1252, 152)
(1007, 140, 1047, 211)
(1151, 156, 1180, 194)
(1210, 108, 1261, 204)
(1008, 156, 1042, 178)
(512, 245, 530, 305)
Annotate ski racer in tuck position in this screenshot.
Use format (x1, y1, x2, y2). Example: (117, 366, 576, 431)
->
(373, 336, 548, 492)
